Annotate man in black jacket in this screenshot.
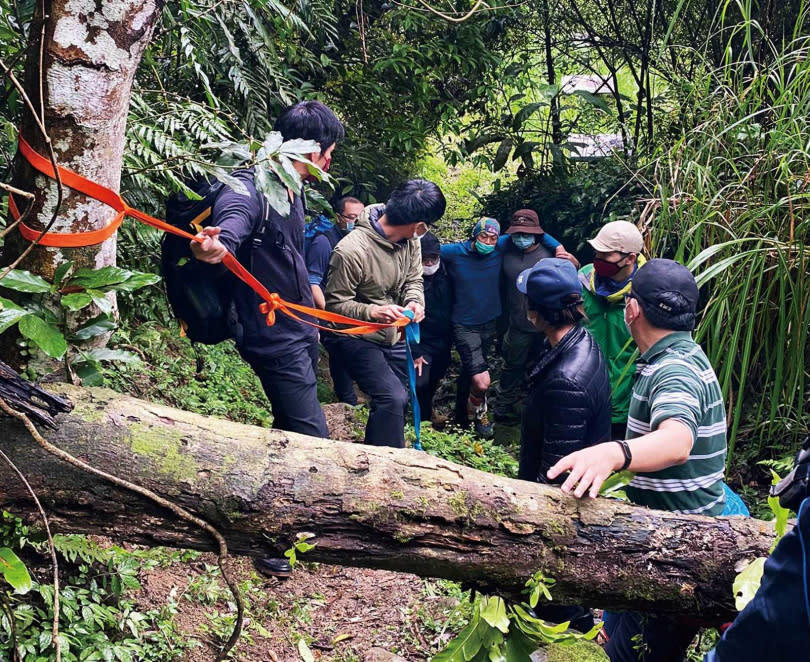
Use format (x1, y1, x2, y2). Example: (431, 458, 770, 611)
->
(516, 258, 611, 632)
(516, 258, 611, 483)
(189, 100, 344, 578)
(413, 232, 453, 425)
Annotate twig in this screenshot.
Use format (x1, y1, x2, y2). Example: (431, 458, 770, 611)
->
(0, 447, 60, 661)
(0, 183, 35, 238)
(0, 592, 20, 662)
(391, 0, 525, 22)
(0, 397, 245, 661)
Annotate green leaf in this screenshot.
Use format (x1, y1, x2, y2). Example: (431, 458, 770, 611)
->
(61, 293, 94, 311)
(255, 166, 290, 217)
(0, 297, 30, 333)
(733, 557, 766, 611)
(571, 90, 612, 113)
(53, 261, 74, 287)
(500, 628, 535, 661)
(493, 139, 513, 172)
(87, 291, 114, 316)
(81, 348, 140, 363)
(480, 596, 510, 634)
(71, 315, 116, 341)
(0, 547, 32, 594)
(0, 269, 51, 293)
(599, 470, 636, 497)
(107, 272, 160, 293)
(768, 470, 790, 546)
(432, 611, 482, 662)
(297, 639, 315, 662)
(18, 315, 67, 358)
(513, 102, 547, 130)
(74, 362, 104, 387)
(67, 266, 132, 290)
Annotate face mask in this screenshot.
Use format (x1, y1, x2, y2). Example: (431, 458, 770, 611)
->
(593, 257, 627, 278)
(413, 222, 428, 240)
(475, 239, 496, 255)
(512, 234, 535, 250)
(423, 261, 440, 277)
(624, 304, 635, 334)
(345, 222, 355, 232)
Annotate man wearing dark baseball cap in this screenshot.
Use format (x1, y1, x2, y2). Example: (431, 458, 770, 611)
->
(548, 258, 747, 662)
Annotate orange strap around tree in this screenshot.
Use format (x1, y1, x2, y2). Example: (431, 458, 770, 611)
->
(9, 136, 410, 337)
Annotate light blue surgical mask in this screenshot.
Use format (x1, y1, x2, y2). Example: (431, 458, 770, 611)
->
(345, 222, 355, 232)
(511, 234, 535, 250)
(475, 240, 496, 255)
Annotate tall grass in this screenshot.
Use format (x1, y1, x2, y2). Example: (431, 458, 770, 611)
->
(649, 0, 810, 464)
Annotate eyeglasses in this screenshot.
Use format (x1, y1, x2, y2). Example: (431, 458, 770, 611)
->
(337, 213, 360, 222)
(623, 292, 636, 302)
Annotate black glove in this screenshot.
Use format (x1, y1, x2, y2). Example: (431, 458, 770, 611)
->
(770, 435, 810, 512)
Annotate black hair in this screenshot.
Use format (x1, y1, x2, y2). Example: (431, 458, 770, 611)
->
(335, 196, 363, 214)
(385, 179, 447, 227)
(635, 294, 696, 332)
(274, 101, 345, 154)
(527, 294, 586, 328)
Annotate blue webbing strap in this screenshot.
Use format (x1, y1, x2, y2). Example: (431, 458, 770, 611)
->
(401, 310, 423, 451)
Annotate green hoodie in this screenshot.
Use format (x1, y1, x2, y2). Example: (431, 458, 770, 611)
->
(325, 204, 424, 346)
(578, 255, 646, 424)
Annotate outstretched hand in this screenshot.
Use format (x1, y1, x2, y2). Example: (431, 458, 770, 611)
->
(546, 442, 624, 499)
(190, 226, 229, 264)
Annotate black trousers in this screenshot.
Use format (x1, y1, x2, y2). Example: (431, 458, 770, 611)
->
(327, 334, 409, 447)
(415, 340, 451, 421)
(242, 339, 329, 439)
(323, 332, 357, 405)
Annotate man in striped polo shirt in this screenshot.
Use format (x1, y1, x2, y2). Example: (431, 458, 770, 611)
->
(548, 258, 728, 661)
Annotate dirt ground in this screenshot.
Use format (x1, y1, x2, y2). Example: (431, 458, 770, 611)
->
(134, 553, 461, 662)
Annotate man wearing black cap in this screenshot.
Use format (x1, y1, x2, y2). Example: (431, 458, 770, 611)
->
(548, 258, 731, 662)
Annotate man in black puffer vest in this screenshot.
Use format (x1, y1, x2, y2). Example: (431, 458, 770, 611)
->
(516, 257, 611, 632)
(516, 258, 611, 482)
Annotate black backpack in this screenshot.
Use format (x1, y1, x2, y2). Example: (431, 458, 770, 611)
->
(161, 171, 267, 345)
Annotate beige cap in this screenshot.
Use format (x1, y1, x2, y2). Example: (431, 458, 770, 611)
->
(587, 220, 643, 254)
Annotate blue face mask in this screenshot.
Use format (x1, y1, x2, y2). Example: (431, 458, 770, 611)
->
(511, 234, 535, 250)
(345, 222, 355, 232)
(475, 239, 496, 255)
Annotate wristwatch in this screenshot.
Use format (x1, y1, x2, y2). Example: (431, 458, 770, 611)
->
(613, 440, 632, 471)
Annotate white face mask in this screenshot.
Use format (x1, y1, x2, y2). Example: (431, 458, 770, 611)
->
(423, 261, 440, 277)
(413, 222, 428, 240)
(623, 304, 634, 334)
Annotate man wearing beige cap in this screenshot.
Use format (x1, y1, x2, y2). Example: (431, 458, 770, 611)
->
(578, 220, 645, 439)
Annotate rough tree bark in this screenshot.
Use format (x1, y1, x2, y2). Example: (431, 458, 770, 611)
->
(2, 0, 163, 363)
(0, 385, 774, 623)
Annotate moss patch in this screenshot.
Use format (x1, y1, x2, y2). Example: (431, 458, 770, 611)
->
(546, 639, 608, 662)
(129, 423, 198, 483)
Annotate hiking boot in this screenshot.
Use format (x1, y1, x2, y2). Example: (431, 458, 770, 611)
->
(254, 557, 292, 579)
(474, 410, 494, 439)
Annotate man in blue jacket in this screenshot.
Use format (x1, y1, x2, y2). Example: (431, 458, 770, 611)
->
(306, 196, 365, 405)
(441, 217, 571, 437)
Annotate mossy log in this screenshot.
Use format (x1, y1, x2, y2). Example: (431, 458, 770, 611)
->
(1, 385, 773, 622)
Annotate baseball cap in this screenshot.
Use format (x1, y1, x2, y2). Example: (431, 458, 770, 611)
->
(420, 231, 441, 257)
(506, 209, 545, 235)
(472, 217, 500, 238)
(516, 258, 582, 310)
(631, 259, 698, 331)
(587, 220, 643, 254)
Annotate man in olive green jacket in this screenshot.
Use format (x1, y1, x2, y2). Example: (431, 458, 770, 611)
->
(578, 221, 645, 439)
(324, 179, 446, 447)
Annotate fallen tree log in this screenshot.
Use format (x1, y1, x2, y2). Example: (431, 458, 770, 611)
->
(0, 385, 773, 622)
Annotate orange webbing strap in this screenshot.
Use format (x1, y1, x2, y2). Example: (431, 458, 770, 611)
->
(9, 137, 410, 336)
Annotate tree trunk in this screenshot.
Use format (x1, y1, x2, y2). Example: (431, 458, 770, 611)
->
(0, 385, 773, 623)
(2, 0, 163, 363)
